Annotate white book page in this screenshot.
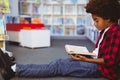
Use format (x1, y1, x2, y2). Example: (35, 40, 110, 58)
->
(65, 44, 96, 56)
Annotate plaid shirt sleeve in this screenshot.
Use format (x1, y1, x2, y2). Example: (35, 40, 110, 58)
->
(99, 26, 120, 67)
(98, 23, 120, 79)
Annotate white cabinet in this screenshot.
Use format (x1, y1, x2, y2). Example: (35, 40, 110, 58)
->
(7, 31, 20, 42)
(20, 30, 50, 48)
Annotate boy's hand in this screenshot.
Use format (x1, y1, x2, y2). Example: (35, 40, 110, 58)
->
(70, 54, 89, 62)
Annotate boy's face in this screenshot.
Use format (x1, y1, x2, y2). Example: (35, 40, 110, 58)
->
(92, 14, 112, 30)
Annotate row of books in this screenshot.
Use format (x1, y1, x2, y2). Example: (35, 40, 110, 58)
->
(45, 25, 85, 35)
(85, 14, 94, 26)
(19, 2, 41, 15)
(32, 3, 41, 14)
(85, 14, 100, 43)
(6, 16, 42, 24)
(87, 27, 100, 43)
(64, 5, 76, 15)
(43, 5, 53, 15)
(64, 0, 89, 4)
(19, 0, 41, 3)
(53, 6, 62, 15)
(52, 17, 63, 25)
(43, 5, 86, 15)
(6, 16, 18, 23)
(19, 2, 31, 15)
(64, 26, 76, 35)
(43, 16, 52, 25)
(43, 0, 88, 4)
(52, 26, 64, 35)
(43, 17, 86, 25)
(19, 2, 86, 15)
(77, 6, 86, 15)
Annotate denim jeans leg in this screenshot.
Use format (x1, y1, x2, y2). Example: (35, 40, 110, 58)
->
(16, 59, 64, 77)
(16, 63, 60, 77)
(16, 58, 100, 77)
(56, 58, 101, 77)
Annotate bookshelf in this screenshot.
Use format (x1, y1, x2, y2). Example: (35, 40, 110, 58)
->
(42, 0, 89, 37)
(7, 0, 120, 43)
(0, 0, 13, 56)
(19, 1, 41, 18)
(7, 0, 91, 39)
(85, 14, 100, 44)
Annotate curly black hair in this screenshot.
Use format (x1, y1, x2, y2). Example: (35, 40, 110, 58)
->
(85, 0, 120, 22)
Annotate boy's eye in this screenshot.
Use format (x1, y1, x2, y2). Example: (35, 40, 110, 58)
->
(95, 20, 98, 22)
(94, 20, 98, 23)
(93, 18, 98, 22)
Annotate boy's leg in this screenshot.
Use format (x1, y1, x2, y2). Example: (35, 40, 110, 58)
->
(58, 58, 101, 77)
(16, 58, 101, 77)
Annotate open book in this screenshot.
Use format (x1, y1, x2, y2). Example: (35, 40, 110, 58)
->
(65, 44, 96, 57)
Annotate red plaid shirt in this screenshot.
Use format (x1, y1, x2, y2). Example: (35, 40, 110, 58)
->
(95, 23, 120, 79)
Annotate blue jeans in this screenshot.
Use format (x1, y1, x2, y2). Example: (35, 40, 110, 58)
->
(16, 58, 101, 77)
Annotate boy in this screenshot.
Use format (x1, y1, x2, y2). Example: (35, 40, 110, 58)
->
(0, 0, 120, 80)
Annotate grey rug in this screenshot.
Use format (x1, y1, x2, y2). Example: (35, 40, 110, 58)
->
(5, 39, 109, 80)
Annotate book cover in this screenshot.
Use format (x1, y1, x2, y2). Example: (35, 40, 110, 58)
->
(65, 44, 96, 56)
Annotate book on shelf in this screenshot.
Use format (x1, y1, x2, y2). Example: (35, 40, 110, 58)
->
(43, 16, 52, 25)
(53, 5, 62, 15)
(19, 2, 30, 15)
(64, 26, 75, 35)
(53, 17, 63, 25)
(19, 17, 31, 24)
(65, 44, 96, 57)
(77, 18, 86, 25)
(71, 0, 78, 4)
(77, 6, 86, 15)
(64, 18, 75, 25)
(52, 26, 63, 35)
(64, 5, 76, 15)
(6, 16, 18, 23)
(0, 0, 10, 13)
(77, 25, 85, 35)
(32, 3, 40, 14)
(43, 5, 52, 15)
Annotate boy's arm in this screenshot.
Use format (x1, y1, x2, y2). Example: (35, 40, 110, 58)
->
(86, 57, 104, 64)
(70, 54, 104, 64)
